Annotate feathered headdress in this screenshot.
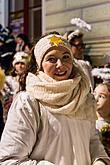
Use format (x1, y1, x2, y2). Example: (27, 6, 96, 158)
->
(64, 18, 92, 42)
(70, 18, 92, 32)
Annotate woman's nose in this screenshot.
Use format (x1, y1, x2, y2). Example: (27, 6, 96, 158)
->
(56, 59, 63, 68)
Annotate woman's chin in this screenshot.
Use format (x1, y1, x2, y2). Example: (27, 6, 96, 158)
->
(54, 75, 68, 81)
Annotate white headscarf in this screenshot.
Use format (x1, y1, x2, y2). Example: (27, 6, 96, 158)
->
(34, 34, 74, 69)
(12, 51, 30, 66)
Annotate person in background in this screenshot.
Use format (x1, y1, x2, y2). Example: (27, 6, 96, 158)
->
(2, 51, 30, 122)
(63, 29, 94, 92)
(15, 33, 30, 52)
(0, 27, 16, 74)
(0, 33, 109, 165)
(93, 83, 110, 157)
(24, 42, 33, 54)
(0, 67, 5, 139)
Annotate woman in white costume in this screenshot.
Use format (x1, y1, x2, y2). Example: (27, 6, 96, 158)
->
(2, 51, 30, 122)
(0, 33, 109, 165)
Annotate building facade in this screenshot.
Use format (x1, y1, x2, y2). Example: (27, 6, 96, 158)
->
(4, 0, 110, 66)
(8, 0, 42, 41)
(0, 0, 9, 27)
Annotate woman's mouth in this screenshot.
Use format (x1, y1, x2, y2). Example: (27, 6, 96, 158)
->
(55, 71, 66, 76)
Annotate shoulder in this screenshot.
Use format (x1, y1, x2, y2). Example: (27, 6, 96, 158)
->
(78, 60, 92, 69)
(14, 91, 38, 105)
(75, 93, 97, 120)
(6, 75, 13, 81)
(86, 93, 95, 103)
(5, 76, 15, 86)
(85, 93, 97, 120)
(10, 91, 39, 114)
(78, 60, 88, 65)
(7, 91, 41, 126)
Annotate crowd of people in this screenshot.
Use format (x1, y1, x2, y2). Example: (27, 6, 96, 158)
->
(0, 24, 110, 165)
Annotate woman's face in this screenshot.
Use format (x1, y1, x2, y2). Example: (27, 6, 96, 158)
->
(71, 38, 85, 60)
(93, 84, 110, 118)
(16, 37, 24, 45)
(41, 46, 73, 81)
(15, 62, 27, 75)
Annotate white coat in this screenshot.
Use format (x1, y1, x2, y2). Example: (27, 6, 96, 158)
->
(0, 71, 109, 165)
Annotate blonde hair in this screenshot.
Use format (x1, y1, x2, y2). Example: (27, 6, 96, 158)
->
(97, 82, 110, 95)
(0, 67, 5, 90)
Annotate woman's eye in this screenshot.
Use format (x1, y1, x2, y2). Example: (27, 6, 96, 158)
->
(47, 57, 56, 63)
(63, 54, 71, 60)
(99, 95, 106, 99)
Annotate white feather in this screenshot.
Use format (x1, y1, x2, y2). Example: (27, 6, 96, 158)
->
(70, 18, 91, 31)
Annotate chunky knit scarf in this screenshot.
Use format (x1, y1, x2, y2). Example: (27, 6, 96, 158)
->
(26, 70, 90, 115)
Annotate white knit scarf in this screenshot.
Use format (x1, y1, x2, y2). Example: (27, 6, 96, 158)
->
(26, 70, 90, 115)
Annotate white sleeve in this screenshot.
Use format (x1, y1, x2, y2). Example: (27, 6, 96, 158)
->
(0, 92, 41, 165)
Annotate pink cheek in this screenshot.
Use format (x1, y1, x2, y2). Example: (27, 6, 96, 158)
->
(71, 49, 75, 53)
(49, 69, 54, 74)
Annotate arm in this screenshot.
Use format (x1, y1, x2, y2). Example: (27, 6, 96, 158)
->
(0, 92, 40, 165)
(90, 121, 110, 165)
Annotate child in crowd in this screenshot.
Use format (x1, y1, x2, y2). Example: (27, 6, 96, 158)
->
(2, 51, 30, 122)
(93, 83, 110, 156)
(15, 33, 30, 52)
(0, 33, 109, 165)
